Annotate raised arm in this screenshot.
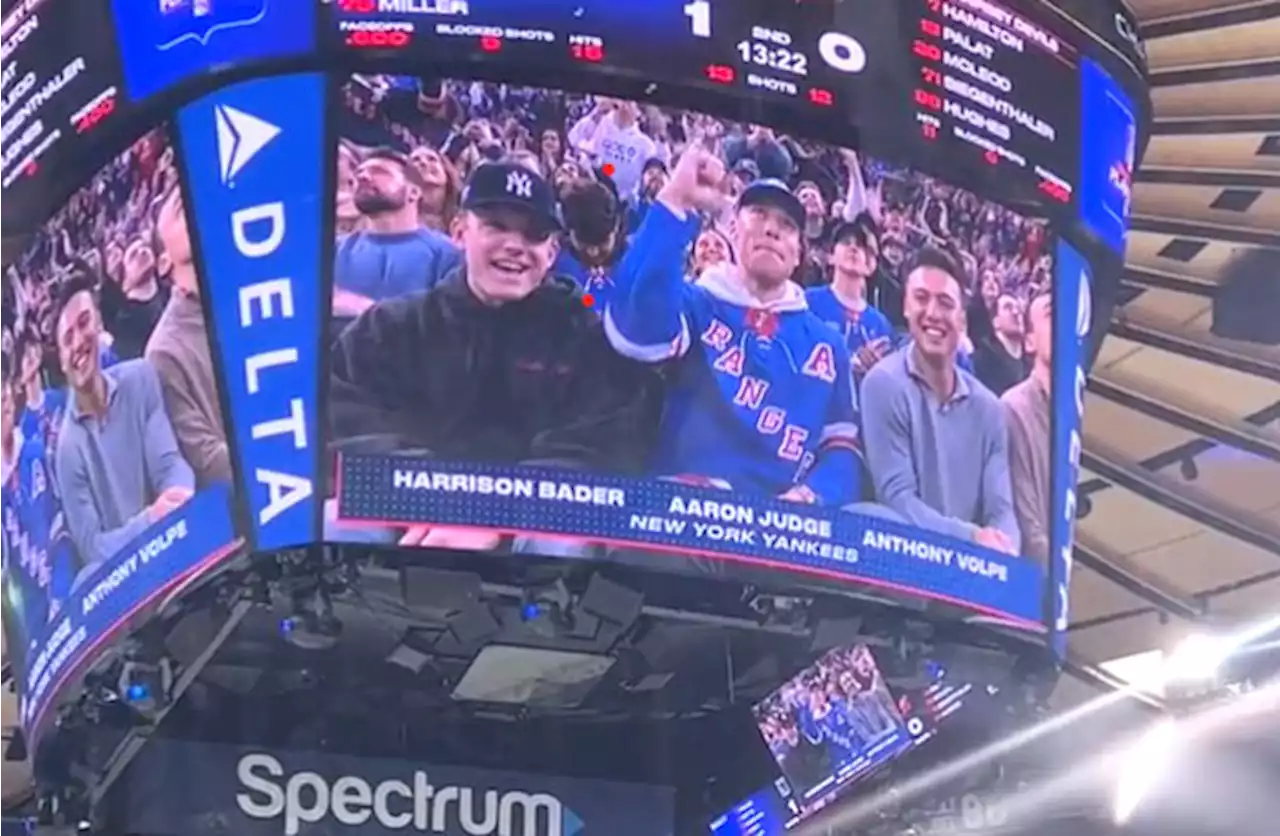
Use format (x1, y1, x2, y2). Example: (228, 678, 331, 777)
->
(603, 147, 726, 363)
(567, 100, 612, 157)
(839, 146, 870, 220)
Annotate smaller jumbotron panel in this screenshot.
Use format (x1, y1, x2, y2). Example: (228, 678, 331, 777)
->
(2, 126, 242, 744)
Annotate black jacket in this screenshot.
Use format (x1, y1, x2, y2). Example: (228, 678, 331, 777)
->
(329, 272, 661, 471)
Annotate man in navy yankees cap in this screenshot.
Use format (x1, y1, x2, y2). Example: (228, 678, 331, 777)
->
(329, 159, 660, 549)
(462, 161, 562, 237)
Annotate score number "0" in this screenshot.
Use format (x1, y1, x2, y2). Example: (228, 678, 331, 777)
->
(684, 0, 868, 74)
(818, 31, 866, 73)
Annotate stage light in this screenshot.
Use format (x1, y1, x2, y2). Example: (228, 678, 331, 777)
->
(1165, 633, 1232, 683)
(117, 658, 174, 718)
(521, 602, 542, 622)
(281, 587, 342, 650)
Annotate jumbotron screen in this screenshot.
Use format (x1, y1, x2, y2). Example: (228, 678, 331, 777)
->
(323, 72, 1062, 632)
(0, 0, 1143, 749)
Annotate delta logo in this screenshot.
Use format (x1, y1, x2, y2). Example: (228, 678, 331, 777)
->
(155, 0, 269, 50)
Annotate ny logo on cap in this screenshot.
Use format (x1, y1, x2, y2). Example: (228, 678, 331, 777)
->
(506, 170, 534, 199)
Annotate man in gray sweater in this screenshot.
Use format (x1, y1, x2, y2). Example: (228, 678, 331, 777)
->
(861, 248, 1019, 555)
(54, 272, 195, 565)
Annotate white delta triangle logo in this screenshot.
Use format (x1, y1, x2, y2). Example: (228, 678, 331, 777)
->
(216, 104, 281, 184)
(211, 97, 314, 532)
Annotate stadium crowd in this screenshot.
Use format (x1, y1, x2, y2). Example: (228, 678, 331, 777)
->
(755, 645, 907, 798)
(329, 75, 1057, 565)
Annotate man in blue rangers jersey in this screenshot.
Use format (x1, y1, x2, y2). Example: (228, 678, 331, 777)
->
(806, 213, 895, 380)
(16, 330, 67, 453)
(553, 175, 627, 310)
(2, 367, 73, 646)
(604, 147, 860, 505)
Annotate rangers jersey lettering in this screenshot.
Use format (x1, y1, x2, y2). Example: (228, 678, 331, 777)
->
(3, 429, 73, 644)
(604, 203, 861, 504)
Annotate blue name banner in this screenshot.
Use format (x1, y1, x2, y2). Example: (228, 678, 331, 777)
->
(20, 486, 239, 738)
(1049, 243, 1092, 657)
(178, 74, 324, 552)
(337, 457, 1044, 626)
(112, 0, 315, 101)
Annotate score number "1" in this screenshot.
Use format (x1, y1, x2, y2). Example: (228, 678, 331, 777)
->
(684, 0, 712, 37)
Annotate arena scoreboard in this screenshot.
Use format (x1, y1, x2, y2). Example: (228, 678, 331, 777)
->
(326, 0, 1083, 209)
(3, 0, 1145, 242)
(1, 0, 1147, 752)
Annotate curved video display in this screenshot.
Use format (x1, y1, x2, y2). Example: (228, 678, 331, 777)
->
(1, 126, 241, 740)
(325, 73, 1057, 630)
(1, 0, 1136, 751)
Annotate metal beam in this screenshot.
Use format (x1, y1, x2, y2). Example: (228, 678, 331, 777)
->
(1075, 535, 1206, 621)
(1109, 314, 1280, 381)
(1082, 439, 1280, 560)
(1150, 116, 1280, 135)
(1088, 372, 1280, 463)
(1142, 1, 1280, 40)
(1079, 400, 1280, 499)
(1069, 607, 1154, 633)
(1150, 59, 1280, 88)
(1129, 215, 1280, 249)
(90, 601, 250, 807)
(1122, 265, 1218, 297)
(1135, 166, 1280, 190)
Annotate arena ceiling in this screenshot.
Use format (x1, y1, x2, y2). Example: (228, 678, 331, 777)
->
(1050, 0, 1280, 708)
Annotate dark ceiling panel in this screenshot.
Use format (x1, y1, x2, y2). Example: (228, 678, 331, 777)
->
(1210, 188, 1264, 212)
(1157, 238, 1209, 261)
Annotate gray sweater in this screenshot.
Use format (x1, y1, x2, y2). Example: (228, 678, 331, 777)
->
(860, 345, 1020, 550)
(56, 360, 195, 565)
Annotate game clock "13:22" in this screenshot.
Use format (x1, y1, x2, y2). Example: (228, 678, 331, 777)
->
(684, 0, 872, 77)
